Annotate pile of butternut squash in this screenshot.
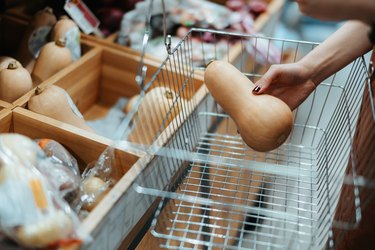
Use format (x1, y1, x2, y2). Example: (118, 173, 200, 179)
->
(0, 7, 81, 103)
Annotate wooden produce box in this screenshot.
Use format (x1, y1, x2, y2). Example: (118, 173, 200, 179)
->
(15, 45, 204, 131)
(10, 46, 206, 249)
(80, 0, 285, 65)
(0, 108, 141, 250)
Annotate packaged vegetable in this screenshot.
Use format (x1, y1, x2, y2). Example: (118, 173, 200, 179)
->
(0, 133, 89, 249)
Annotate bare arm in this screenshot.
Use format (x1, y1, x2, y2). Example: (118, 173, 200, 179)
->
(253, 21, 373, 110)
(299, 21, 372, 85)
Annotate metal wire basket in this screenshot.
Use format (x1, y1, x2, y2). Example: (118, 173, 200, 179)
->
(117, 28, 373, 249)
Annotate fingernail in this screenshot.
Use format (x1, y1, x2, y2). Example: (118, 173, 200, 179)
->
(253, 86, 261, 93)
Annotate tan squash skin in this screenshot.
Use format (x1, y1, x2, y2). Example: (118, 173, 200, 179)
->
(16, 7, 57, 71)
(128, 87, 185, 144)
(28, 85, 94, 133)
(31, 39, 72, 85)
(204, 60, 293, 152)
(51, 16, 78, 41)
(0, 62, 33, 102)
(0, 56, 22, 70)
(123, 94, 140, 113)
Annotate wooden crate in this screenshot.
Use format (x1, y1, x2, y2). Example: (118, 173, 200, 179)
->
(15, 46, 204, 132)
(0, 108, 141, 249)
(0, 106, 209, 250)
(8, 46, 206, 249)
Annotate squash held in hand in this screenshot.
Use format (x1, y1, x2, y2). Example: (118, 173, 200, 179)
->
(204, 60, 293, 152)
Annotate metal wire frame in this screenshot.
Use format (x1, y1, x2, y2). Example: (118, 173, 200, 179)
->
(121, 28, 372, 249)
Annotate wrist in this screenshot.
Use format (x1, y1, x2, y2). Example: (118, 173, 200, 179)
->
(298, 58, 322, 86)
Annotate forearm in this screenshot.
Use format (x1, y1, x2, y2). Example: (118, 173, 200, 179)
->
(299, 21, 372, 85)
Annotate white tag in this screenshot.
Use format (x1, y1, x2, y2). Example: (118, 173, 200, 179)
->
(64, 0, 100, 35)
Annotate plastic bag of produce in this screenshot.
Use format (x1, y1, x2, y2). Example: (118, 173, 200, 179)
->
(0, 133, 89, 249)
(78, 147, 114, 213)
(35, 138, 81, 205)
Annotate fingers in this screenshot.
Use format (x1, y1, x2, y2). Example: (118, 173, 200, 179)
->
(252, 66, 278, 95)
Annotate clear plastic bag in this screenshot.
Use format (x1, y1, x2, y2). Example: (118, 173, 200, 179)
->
(0, 133, 89, 249)
(77, 147, 114, 213)
(35, 138, 81, 205)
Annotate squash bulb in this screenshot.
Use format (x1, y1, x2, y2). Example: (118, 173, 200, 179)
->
(28, 85, 94, 133)
(0, 61, 33, 102)
(128, 87, 186, 144)
(204, 60, 293, 152)
(31, 38, 72, 85)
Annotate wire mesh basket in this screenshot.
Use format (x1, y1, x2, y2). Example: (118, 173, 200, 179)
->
(116, 28, 373, 249)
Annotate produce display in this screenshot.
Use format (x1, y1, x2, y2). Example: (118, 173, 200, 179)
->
(204, 60, 293, 152)
(28, 85, 94, 132)
(0, 133, 116, 248)
(16, 6, 57, 72)
(0, 1, 289, 249)
(0, 7, 82, 104)
(0, 133, 85, 249)
(116, 0, 277, 65)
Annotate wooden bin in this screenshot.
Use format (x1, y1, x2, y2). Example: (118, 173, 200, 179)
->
(10, 46, 205, 249)
(15, 45, 204, 132)
(0, 108, 141, 250)
(0, 105, 207, 250)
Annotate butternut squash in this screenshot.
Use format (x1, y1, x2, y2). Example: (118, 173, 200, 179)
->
(16, 7, 57, 72)
(123, 94, 140, 113)
(204, 60, 293, 152)
(28, 85, 94, 133)
(51, 15, 81, 61)
(31, 38, 72, 85)
(128, 87, 185, 144)
(0, 61, 33, 102)
(0, 56, 21, 70)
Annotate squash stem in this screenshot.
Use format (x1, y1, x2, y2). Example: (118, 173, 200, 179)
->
(35, 87, 44, 95)
(7, 61, 18, 70)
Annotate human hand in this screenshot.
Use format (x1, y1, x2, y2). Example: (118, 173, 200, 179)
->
(252, 63, 317, 110)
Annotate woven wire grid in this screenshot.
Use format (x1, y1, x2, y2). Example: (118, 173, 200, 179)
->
(125, 28, 372, 249)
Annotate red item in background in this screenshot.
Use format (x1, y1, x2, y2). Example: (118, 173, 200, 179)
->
(248, 0, 268, 18)
(96, 7, 124, 33)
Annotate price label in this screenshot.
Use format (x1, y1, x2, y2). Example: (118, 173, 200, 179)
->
(64, 0, 102, 36)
